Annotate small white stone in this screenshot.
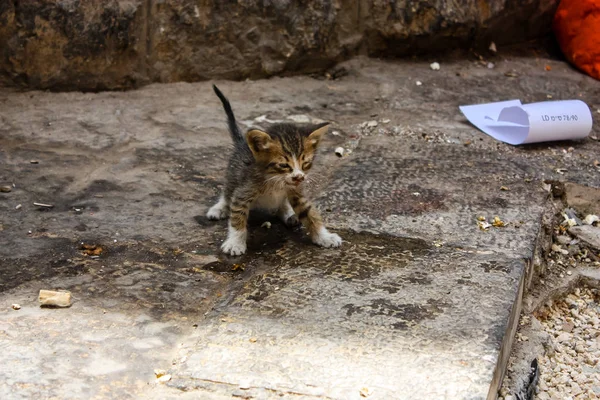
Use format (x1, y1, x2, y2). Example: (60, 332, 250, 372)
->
(11, 304, 21, 310)
(416, 81, 422, 86)
(556, 332, 571, 342)
(430, 62, 440, 70)
(260, 221, 271, 229)
(367, 120, 378, 128)
(489, 42, 497, 53)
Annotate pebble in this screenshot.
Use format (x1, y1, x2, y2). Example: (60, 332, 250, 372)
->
(0, 186, 12, 193)
(415, 81, 422, 86)
(11, 304, 21, 310)
(430, 62, 440, 70)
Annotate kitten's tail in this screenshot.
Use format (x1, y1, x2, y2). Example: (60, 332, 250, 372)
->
(212, 85, 244, 143)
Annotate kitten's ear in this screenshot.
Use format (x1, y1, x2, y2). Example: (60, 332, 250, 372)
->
(306, 123, 329, 148)
(246, 129, 273, 154)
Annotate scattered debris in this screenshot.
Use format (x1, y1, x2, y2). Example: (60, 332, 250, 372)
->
(15, 204, 22, 210)
(33, 202, 53, 208)
(569, 225, 600, 251)
(381, 118, 390, 124)
(489, 42, 497, 53)
(232, 264, 245, 271)
(562, 208, 582, 227)
(11, 304, 21, 310)
(554, 168, 567, 175)
(81, 243, 103, 256)
(415, 81, 422, 86)
(366, 120, 378, 128)
(360, 387, 373, 398)
(331, 130, 340, 136)
(156, 372, 171, 383)
(249, 337, 257, 343)
(430, 62, 440, 71)
(39, 290, 72, 308)
(261, 221, 271, 229)
(487, 62, 495, 69)
(500, 186, 510, 191)
(583, 214, 599, 225)
(477, 216, 492, 231)
(0, 185, 12, 193)
(154, 369, 168, 378)
(544, 65, 552, 71)
(492, 216, 506, 227)
(504, 71, 518, 77)
(30, 160, 39, 164)
(551, 244, 569, 255)
(478, 216, 507, 230)
(334, 147, 345, 157)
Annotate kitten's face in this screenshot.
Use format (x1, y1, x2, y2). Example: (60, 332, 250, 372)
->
(246, 123, 328, 187)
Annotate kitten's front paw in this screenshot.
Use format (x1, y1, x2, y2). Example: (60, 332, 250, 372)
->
(312, 228, 342, 248)
(207, 204, 228, 220)
(221, 237, 247, 256)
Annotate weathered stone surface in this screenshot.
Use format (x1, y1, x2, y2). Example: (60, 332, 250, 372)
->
(569, 226, 600, 251)
(0, 0, 147, 90)
(0, 0, 560, 90)
(0, 56, 598, 399)
(564, 182, 600, 216)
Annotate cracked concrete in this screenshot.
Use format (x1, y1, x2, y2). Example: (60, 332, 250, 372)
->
(0, 54, 599, 399)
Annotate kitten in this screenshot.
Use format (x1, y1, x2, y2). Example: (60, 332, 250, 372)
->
(207, 85, 342, 256)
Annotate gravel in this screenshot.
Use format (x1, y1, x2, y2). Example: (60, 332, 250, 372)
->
(535, 286, 600, 400)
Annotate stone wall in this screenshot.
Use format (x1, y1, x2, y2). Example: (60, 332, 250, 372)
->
(0, 0, 560, 91)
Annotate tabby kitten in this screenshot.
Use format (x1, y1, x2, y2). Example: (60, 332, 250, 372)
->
(207, 85, 342, 256)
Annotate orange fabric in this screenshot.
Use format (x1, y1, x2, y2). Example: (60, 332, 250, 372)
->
(553, 0, 600, 80)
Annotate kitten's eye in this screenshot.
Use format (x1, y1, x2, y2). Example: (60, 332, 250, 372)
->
(302, 162, 312, 170)
(278, 163, 292, 171)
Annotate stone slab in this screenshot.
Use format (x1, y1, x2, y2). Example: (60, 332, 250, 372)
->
(0, 56, 599, 399)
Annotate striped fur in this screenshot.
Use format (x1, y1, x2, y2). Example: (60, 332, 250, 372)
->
(209, 86, 342, 255)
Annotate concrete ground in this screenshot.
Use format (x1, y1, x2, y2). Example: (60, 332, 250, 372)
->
(0, 54, 599, 400)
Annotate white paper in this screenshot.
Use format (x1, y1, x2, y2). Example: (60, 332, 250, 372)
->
(459, 100, 593, 145)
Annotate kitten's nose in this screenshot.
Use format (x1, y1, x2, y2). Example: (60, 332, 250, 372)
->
(292, 174, 305, 183)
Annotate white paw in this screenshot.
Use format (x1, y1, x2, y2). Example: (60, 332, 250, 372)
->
(221, 237, 247, 256)
(207, 204, 228, 220)
(312, 228, 342, 248)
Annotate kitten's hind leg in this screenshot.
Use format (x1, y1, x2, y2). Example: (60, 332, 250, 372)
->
(207, 194, 229, 220)
(277, 199, 299, 228)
